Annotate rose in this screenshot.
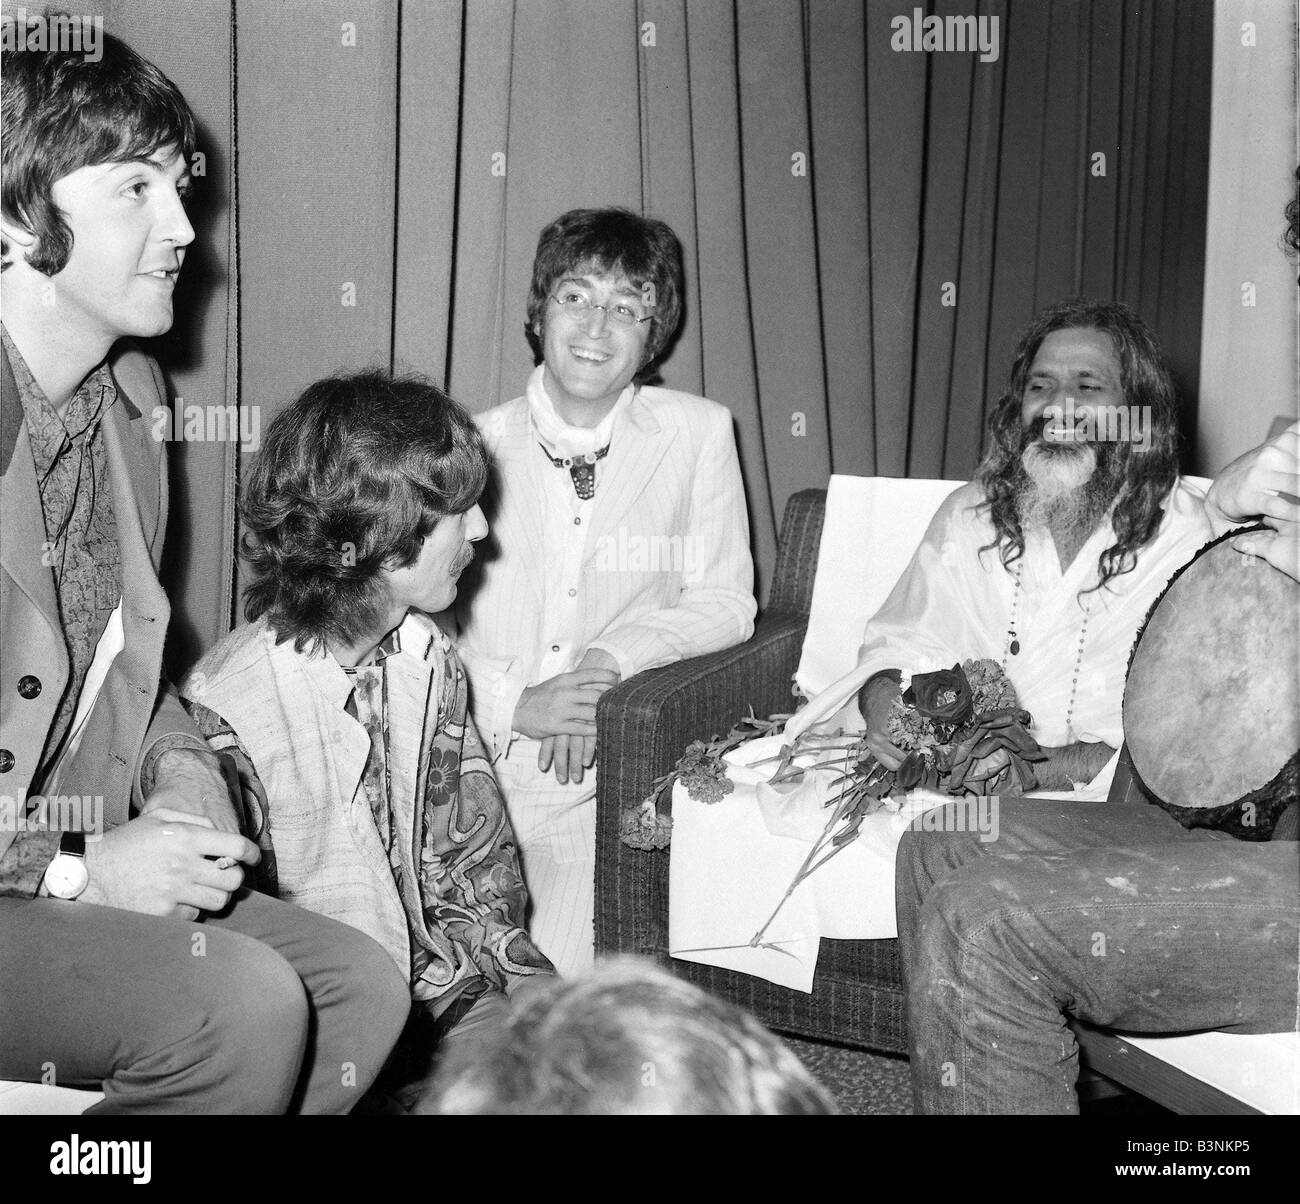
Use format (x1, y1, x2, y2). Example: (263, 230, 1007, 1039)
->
(902, 664, 974, 726)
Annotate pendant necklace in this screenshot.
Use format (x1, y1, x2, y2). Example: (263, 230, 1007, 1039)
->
(1002, 564, 1093, 741)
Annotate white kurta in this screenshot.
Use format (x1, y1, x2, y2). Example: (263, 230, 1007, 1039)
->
(791, 479, 1214, 754)
(455, 368, 756, 973)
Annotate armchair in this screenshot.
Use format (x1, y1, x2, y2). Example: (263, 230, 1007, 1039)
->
(593, 488, 909, 1054)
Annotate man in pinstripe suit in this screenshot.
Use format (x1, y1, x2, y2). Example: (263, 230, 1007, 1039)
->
(455, 208, 756, 975)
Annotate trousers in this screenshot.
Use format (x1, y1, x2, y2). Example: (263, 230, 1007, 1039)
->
(0, 887, 410, 1114)
(895, 798, 1300, 1114)
(494, 738, 596, 977)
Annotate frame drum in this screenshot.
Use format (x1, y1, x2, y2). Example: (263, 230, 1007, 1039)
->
(1123, 529, 1299, 840)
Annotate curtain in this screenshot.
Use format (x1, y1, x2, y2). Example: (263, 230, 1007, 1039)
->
(42, 0, 1222, 668)
(1198, 0, 1298, 474)
(86, 0, 241, 676)
(232, 0, 1216, 613)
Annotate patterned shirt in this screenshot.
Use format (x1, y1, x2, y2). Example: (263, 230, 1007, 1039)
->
(1, 326, 122, 782)
(185, 625, 552, 1015)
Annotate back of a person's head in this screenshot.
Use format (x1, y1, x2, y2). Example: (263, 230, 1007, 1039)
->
(425, 957, 836, 1115)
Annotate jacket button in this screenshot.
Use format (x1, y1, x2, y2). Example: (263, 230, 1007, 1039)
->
(17, 675, 42, 700)
(0, 750, 13, 773)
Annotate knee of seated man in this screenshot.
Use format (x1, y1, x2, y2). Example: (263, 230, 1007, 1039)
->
(125, 927, 310, 1110)
(917, 860, 1034, 963)
(193, 927, 310, 1050)
(898, 816, 991, 896)
(307, 919, 411, 1057)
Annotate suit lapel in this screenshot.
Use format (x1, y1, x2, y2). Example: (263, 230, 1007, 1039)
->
(492, 402, 548, 599)
(1, 343, 24, 476)
(384, 617, 435, 919)
(0, 349, 64, 653)
(105, 349, 161, 553)
(585, 390, 677, 552)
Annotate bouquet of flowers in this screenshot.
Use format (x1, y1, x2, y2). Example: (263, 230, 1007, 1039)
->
(620, 712, 786, 851)
(621, 658, 1047, 949)
(883, 658, 1046, 797)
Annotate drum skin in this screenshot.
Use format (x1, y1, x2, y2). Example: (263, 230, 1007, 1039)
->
(1123, 528, 1299, 840)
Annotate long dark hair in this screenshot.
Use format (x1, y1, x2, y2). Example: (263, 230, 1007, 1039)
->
(241, 371, 487, 652)
(976, 299, 1180, 592)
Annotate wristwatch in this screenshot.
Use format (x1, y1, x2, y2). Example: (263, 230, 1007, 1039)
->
(42, 832, 89, 900)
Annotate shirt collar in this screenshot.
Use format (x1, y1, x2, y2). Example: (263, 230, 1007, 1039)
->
(0, 325, 116, 469)
(343, 625, 403, 673)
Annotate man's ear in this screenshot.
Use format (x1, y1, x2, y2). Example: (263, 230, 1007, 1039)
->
(0, 213, 38, 264)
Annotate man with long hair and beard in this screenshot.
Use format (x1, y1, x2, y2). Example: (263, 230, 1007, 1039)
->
(856, 298, 1210, 793)
(893, 171, 1300, 1114)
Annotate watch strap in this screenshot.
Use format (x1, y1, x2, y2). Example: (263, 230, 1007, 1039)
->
(59, 831, 86, 858)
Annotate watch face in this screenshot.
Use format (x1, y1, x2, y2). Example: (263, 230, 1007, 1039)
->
(44, 854, 89, 900)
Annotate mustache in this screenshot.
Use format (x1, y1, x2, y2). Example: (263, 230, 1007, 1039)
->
(1023, 413, 1083, 449)
(1019, 414, 1128, 461)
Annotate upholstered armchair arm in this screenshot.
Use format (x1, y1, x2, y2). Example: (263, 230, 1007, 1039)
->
(594, 609, 807, 954)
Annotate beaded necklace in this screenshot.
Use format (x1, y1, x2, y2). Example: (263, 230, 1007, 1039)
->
(1002, 563, 1093, 742)
(537, 441, 610, 500)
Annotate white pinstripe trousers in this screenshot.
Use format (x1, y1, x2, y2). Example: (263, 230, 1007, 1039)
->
(494, 738, 597, 977)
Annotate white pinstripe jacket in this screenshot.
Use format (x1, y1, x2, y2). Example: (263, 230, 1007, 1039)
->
(455, 372, 756, 758)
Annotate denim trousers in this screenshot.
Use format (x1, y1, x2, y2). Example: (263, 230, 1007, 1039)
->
(895, 797, 1300, 1114)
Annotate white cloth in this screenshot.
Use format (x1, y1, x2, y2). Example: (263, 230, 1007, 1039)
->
(669, 741, 1122, 992)
(455, 367, 756, 973)
(669, 736, 943, 990)
(787, 478, 1215, 751)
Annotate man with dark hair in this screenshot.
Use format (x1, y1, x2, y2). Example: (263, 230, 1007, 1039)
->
(854, 299, 1211, 792)
(895, 175, 1300, 1114)
(0, 27, 408, 1112)
(423, 956, 836, 1115)
(182, 372, 555, 1078)
(455, 207, 756, 974)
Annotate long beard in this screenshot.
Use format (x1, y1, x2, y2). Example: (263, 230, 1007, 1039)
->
(1016, 435, 1125, 541)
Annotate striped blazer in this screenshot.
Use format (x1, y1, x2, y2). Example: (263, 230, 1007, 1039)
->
(455, 376, 757, 756)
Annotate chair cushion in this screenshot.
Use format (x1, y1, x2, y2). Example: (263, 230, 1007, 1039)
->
(795, 475, 964, 703)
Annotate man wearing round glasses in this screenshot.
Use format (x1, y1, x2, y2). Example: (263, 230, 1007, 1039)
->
(454, 207, 756, 975)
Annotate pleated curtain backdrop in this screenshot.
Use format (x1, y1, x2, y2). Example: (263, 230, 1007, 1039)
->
(240, 0, 1214, 614)
(37, 0, 1217, 668)
(70, 0, 242, 677)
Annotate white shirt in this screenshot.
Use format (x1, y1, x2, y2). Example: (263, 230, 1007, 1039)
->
(850, 479, 1215, 749)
